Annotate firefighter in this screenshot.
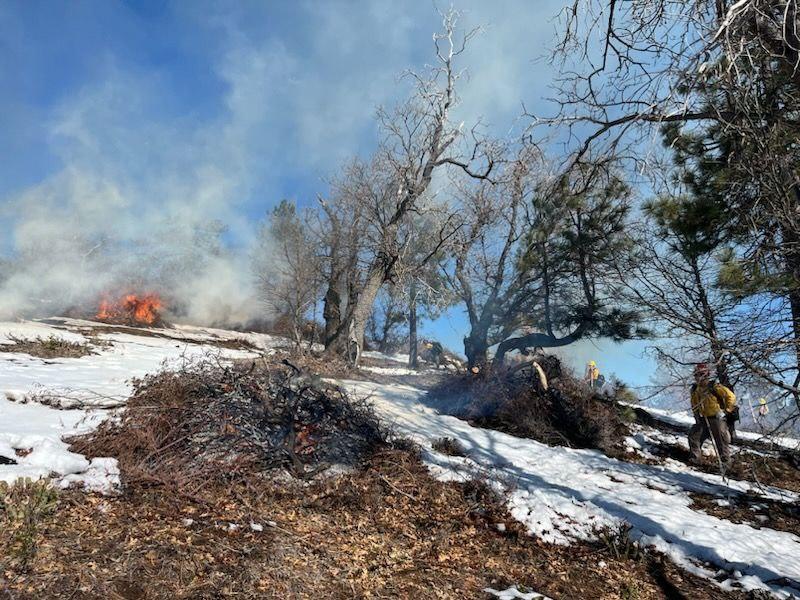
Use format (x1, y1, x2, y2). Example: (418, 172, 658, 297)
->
(688, 363, 737, 468)
(585, 360, 603, 389)
(757, 397, 769, 418)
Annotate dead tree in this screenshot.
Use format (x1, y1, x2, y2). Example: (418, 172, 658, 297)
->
(322, 8, 494, 362)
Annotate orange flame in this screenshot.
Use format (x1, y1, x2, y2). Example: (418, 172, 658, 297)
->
(96, 293, 163, 325)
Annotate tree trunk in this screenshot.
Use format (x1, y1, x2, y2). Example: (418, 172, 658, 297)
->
(325, 268, 384, 361)
(322, 276, 341, 349)
(783, 221, 800, 407)
(464, 329, 489, 369)
(493, 327, 584, 366)
(408, 283, 418, 369)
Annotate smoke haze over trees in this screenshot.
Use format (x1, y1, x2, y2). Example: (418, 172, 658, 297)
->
(2, 0, 799, 425)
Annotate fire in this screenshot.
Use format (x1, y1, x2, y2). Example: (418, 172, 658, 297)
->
(96, 293, 164, 325)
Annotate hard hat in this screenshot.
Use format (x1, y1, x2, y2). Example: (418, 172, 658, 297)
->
(694, 363, 710, 376)
(588, 360, 596, 367)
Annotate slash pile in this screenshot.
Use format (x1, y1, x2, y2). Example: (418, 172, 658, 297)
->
(71, 358, 397, 498)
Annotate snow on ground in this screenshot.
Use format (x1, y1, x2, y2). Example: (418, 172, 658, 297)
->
(360, 365, 421, 376)
(3, 319, 800, 596)
(0, 389, 120, 492)
(341, 379, 800, 598)
(634, 404, 800, 451)
(361, 350, 410, 364)
(0, 320, 89, 345)
(484, 586, 551, 600)
(0, 319, 275, 490)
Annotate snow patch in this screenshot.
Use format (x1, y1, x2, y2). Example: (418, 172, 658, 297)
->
(484, 586, 551, 599)
(341, 379, 800, 597)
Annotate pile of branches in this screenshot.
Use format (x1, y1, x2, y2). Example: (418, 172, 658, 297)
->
(71, 358, 398, 499)
(429, 356, 625, 454)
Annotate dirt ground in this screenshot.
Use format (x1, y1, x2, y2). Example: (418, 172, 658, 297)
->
(0, 449, 751, 600)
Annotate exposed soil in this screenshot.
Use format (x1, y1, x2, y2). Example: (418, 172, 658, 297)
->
(0, 450, 749, 600)
(690, 491, 800, 536)
(657, 442, 800, 492)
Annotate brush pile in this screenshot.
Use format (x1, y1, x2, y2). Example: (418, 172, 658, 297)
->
(71, 358, 397, 497)
(429, 356, 626, 455)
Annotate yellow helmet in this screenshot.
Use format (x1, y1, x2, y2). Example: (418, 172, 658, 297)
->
(588, 360, 596, 367)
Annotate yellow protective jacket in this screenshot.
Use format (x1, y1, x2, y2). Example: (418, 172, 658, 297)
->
(690, 382, 736, 417)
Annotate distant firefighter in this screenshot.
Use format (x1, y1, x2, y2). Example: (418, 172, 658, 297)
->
(584, 360, 605, 390)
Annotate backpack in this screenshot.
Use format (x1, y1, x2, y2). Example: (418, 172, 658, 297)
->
(691, 381, 739, 438)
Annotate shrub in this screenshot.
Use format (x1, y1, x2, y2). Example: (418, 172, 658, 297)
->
(595, 522, 643, 561)
(0, 478, 59, 571)
(4, 335, 95, 358)
(70, 359, 401, 499)
(428, 356, 626, 454)
(432, 437, 467, 457)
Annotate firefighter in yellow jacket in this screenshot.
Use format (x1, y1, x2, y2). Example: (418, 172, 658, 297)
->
(688, 363, 737, 467)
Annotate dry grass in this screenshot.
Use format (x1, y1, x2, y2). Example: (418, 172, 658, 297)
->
(0, 336, 96, 359)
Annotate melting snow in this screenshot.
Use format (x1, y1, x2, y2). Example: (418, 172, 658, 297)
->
(360, 365, 420, 376)
(484, 586, 551, 599)
(341, 379, 800, 598)
(2, 319, 800, 596)
(0, 319, 276, 491)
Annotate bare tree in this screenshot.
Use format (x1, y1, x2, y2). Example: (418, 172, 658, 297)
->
(619, 196, 740, 387)
(253, 200, 322, 352)
(445, 152, 534, 368)
(321, 8, 494, 363)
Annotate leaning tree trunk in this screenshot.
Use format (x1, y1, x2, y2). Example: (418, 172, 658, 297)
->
(493, 327, 584, 366)
(325, 268, 385, 362)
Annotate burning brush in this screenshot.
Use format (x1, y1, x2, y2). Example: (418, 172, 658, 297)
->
(96, 293, 165, 326)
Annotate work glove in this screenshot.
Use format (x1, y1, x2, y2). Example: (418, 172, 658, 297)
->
(716, 410, 726, 420)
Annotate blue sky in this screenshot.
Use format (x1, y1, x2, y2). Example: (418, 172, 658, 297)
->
(0, 0, 657, 387)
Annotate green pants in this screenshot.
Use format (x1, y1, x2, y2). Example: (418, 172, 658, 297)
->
(688, 414, 731, 464)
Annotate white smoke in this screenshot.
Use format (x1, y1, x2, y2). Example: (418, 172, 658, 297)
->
(0, 41, 281, 325)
